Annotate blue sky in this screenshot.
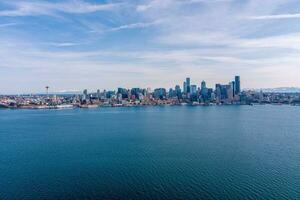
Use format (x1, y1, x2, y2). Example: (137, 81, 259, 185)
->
(1, 0, 300, 93)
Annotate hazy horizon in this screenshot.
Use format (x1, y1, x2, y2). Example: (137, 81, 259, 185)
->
(1, 0, 300, 93)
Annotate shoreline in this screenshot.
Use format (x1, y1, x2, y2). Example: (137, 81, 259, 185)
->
(0, 103, 299, 110)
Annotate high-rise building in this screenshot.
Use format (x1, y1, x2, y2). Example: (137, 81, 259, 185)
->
(186, 78, 191, 93)
(131, 88, 142, 100)
(226, 84, 233, 100)
(97, 89, 100, 99)
(175, 85, 182, 98)
(231, 81, 235, 96)
(201, 81, 208, 99)
(215, 84, 221, 101)
(154, 88, 167, 99)
(103, 90, 107, 99)
(83, 89, 88, 101)
(207, 88, 214, 101)
(146, 88, 152, 94)
(183, 81, 187, 93)
(216, 84, 231, 100)
(168, 88, 175, 98)
(117, 88, 128, 99)
(235, 76, 241, 95)
(191, 85, 197, 94)
(201, 81, 206, 90)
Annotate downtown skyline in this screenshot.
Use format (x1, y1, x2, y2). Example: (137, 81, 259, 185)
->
(1, 0, 300, 93)
(2, 75, 300, 109)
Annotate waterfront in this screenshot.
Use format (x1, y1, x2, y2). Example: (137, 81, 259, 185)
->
(2, 76, 300, 109)
(0, 105, 299, 199)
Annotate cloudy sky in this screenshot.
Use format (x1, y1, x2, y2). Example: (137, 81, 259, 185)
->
(1, 0, 300, 93)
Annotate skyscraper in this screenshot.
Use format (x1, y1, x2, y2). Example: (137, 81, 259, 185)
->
(183, 81, 187, 93)
(186, 78, 191, 93)
(235, 76, 241, 95)
(201, 81, 206, 91)
(175, 85, 182, 98)
(83, 89, 88, 101)
(226, 84, 233, 101)
(215, 84, 221, 102)
(96, 89, 101, 99)
(201, 81, 208, 99)
(191, 85, 197, 94)
(231, 81, 235, 96)
(154, 88, 167, 99)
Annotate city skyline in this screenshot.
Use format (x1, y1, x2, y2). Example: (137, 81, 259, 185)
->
(2, 75, 300, 109)
(1, 0, 300, 93)
(2, 75, 300, 95)
(3, 75, 239, 95)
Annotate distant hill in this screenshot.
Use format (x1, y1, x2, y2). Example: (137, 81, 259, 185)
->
(251, 87, 300, 93)
(52, 90, 82, 95)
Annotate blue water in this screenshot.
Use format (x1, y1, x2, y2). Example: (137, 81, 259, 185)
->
(0, 106, 299, 199)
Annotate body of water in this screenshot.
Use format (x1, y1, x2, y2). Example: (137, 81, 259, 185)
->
(0, 106, 299, 199)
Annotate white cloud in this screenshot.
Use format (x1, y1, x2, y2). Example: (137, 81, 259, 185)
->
(136, 0, 171, 12)
(157, 32, 236, 46)
(1, 38, 300, 92)
(109, 20, 162, 32)
(136, 0, 232, 12)
(0, 0, 120, 17)
(158, 31, 300, 50)
(45, 42, 82, 47)
(247, 13, 300, 20)
(0, 22, 18, 28)
(237, 34, 300, 50)
(1, 0, 300, 92)
(136, 4, 152, 12)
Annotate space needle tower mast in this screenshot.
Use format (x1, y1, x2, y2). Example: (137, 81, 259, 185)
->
(46, 86, 49, 99)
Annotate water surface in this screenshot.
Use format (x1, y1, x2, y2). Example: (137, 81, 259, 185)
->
(0, 106, 299, 199)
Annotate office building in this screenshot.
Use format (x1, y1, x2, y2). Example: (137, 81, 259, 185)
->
(186, 78, 191, 93)
(191, 85, 197, 94)
(235, 76, 241, 95)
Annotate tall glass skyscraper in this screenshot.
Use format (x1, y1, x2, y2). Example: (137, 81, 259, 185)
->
(191, 85, 197, 94)
(235, 76, 241, 94)
(186, 78, 191, 93)
(201, 81, 206, 90)
(183, 81, 187, 93)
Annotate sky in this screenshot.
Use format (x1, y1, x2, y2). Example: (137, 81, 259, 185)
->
(1, 0, 300, 94)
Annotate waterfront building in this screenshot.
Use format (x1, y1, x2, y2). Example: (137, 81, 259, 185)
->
(107, 91, 116, 99)
(231, 81, 236, 96)
(175, 85, 182, 99)
(117, 93, 122, 101)
(103, 90, 107, 99)
(183, 81, 187, 93)
(168, 88, 175, 98)
(154, 88, 167, 99)
(82, 89, 88, 103)
(97, 89, 100, 99)
(186, 78, 191, 93)
(118, 88, 128, 99)
(208, 89, 215, 101)
(191, 85, 197, 94)
(146, 88, 152, 93)
(138, 93, 144, 100)
(215, 84, 222, 102)
(259, 90, 264, 102)
(1, 75, 273, 108)
(83, 89, 88, 99)
(226, 84, 234, 101)
(201, 81, 208, 100)
(201, 81, 206, 90)
(235, 76, 241, 95)
(131, 88, 142, 100)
